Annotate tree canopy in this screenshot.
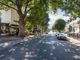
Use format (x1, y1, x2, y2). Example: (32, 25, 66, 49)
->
(52, 19, 66, 32)
(0, 0, 62, 36)
(59, 0, 80, 17)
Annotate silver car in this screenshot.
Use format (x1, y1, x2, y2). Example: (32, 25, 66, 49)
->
(56, 33, 67, 40)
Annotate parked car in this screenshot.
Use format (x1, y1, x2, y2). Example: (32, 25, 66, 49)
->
(56, 33, 67, 40)
(55, 33, 59, 37)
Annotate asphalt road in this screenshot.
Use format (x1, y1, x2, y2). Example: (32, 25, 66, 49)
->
(0, 34, 80, 60)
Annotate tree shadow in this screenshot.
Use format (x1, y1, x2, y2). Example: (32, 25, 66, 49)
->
(0, 35, 80, 60)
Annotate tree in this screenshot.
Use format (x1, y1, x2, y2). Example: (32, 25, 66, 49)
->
(0, 0, 47, 36)
(24, 0, 49, 34)
(0, 0, 31, 36)
(0, 0, 62, 36)
(25, 9, 49, 34)
(59, 0, 80, 17)
(52, 19, 66, 32)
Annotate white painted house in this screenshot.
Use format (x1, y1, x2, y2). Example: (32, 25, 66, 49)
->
(66, 17, 80, 38)
(0, 9, 19, 24)
(0, 9, 19, 35)
(66, 18, 80, 33)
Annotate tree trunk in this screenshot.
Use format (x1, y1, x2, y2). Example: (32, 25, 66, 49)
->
(17, 9, 25, 37)
(16, 0, 26, 37)
(18, 16, 25, 37)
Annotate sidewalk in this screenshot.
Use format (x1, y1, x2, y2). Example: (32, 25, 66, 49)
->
(24, 34, 46, 41)
(0, 35, 44, 51)
(0, 37, 23, 43)
(67, 36, 80, 46)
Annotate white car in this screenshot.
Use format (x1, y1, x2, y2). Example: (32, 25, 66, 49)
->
(55, 33, 59, 36)
(56, 33, 67, 40)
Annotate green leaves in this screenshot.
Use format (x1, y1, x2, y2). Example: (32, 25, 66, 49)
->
(0, 0, 64, 33)
(49, 0, 63, 13)
(24, 0, 50, 32)
(0, 0, 17, 10)
(61, 0, 80, 17)
(52, 19, 66, 32)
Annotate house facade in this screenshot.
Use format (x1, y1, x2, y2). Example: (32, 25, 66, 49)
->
(66, 18, 80, 38)
(0, 9, 19, 35)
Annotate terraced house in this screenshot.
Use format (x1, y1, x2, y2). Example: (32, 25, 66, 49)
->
(66, 17, 80, 38)
(0, 9, 19, 36)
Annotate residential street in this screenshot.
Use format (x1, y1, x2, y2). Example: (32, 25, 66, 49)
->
(0, 34, 80, 60)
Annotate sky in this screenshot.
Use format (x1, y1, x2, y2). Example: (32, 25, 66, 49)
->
(48, 9, 70, 29)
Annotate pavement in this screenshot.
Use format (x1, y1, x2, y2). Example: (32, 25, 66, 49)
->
(0, 37, 24, 56)
(0, 35, 43, 54)
(66, 36, 80, 46)
(0, 34, 80, 60)
(0, 37, 23, 43)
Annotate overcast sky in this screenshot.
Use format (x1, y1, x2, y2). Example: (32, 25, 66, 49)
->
(48, 9, 70, 29)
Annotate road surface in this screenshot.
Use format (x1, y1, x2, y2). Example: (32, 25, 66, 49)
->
(0, 35, 80, 60)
